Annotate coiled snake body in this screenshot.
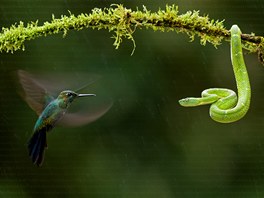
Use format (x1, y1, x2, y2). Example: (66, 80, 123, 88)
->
(179, 25, 251, 123)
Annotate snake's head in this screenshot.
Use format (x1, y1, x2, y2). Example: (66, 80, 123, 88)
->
(179, 98, 201, 107)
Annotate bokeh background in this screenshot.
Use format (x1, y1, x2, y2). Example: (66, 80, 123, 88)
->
(0, 0, 264, 197)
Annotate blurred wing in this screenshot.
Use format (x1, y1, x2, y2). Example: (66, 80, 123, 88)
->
(58, 102, 113, 127)
(34, 72, 101, 95)
(17, 70, 54, 115)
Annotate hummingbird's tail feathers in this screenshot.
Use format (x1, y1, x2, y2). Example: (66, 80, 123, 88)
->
(28, 131, 47, 166)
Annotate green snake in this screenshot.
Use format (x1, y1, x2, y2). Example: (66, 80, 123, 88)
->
(179, 25, 251, 123)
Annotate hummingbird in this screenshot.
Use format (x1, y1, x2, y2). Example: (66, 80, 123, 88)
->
(17, 70, 111, 166)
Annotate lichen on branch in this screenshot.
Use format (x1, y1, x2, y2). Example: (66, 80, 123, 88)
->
(0, 4, 263, 60)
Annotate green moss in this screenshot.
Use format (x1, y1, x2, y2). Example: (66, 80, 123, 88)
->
(0, 4, 263, 60)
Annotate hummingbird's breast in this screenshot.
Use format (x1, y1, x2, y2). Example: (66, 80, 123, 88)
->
(33, 99, 66, 133)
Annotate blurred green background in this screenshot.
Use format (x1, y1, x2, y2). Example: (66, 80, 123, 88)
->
(1, 0, 264, 197)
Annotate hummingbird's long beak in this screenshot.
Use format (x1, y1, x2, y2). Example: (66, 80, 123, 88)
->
(78, 93, 96, 97)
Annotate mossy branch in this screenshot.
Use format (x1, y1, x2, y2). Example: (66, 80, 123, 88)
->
(0, 4, 264, 62)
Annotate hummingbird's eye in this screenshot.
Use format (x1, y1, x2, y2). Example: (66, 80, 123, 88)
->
(66, 93, 72, 97)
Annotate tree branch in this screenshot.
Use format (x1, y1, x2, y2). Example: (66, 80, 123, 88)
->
(0, 4, 263, 62)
